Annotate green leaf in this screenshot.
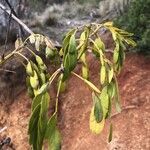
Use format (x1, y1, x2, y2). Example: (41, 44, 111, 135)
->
(69, 53, 78, 71)
(40, 72, 46, 84)
(124, 38, 137, 47)
(46, 46, 55, 59)
(108, 123, 113, 143)
(45, 114, 61, 149)
(45, 114, 57, 139)
(26, 61, 33, 76)
(27, 86, 34, 98)
(32, 94, 43, 111)
(28, 104, 41, 144)
(68, 34, 76, 54)
(48, 128, 61, 150)
(94, 38, 105, 52)
(100, 86, 109, 118)
(81, 53, 89, 79)
(89, 107, 105, 134)
(100, 65, 106, 84)
(62, 54, 70, 81)
(63, 29, 76, 57)
(36, 55, 44, 66)
(92, 92, 103, 123)
(113, 43, 119, 63)
(108, 67, 113, 83)
(107, 82, 115, 99)
(78, 27, 90, 58)
(37, 93, 50, 149)
(114, 79, 121, 113)
(30, 71, 39, 89)
(38, 83, 49, 95)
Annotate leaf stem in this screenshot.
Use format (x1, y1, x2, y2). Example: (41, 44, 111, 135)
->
(71, 72, 101, 93)
(55, 74, 63, 114)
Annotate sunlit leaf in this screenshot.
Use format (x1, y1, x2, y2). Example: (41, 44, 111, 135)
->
(29, 34, 36, 44)
(38, 83, 49, 95)
(30, 71, 39, 89)
(26, 61, 33, 76)
(100, 65, 106, 84)
(92, 92, 103, 123)
(108, 67, 113, 83)
(100, 86, 109, 118)
(90, 107, 105, 134)
(68, 34, 76, 54)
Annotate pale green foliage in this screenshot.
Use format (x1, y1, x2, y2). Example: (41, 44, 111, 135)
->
(0, 22, 135, 149)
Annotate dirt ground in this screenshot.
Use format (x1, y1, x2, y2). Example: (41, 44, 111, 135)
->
(0, 52, 150, 150)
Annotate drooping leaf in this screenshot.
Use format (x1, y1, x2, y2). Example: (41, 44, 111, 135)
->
(62, 54, 70, 81)
(114, 79, 121, 113)
(100, 86, 109, 118)
(38, 83, 49, 95)
(35, 39, 40, 51)
(15, 38, 23, 49)
(48, 128, 61, 150)
(69, 52, 78, 71)
(28, 104, 41, 141)
(94, 38, 105, 52)
(92, 92, 103, 123)
(40, 72, 46, 84)
(113, 43, 119, 63)
(104, 22, 113, 26)
(108, 67, 113, 83)
(46, 46, 55, 59)
(29, 34, 36, 44)
(32, 94, 43, 111)
(37, 93, 50, 149)
(100, 65, 106, 84)
(30, 71, 39, 89)
(62, 29, 76, 57)
(89, 107, 105, 134)
(36, 55, 44, 66)
(26, 61, 34, 76)
(80, 53, 89, 79)
(108, 123, 113, 143)
(68, 34, 76, 54)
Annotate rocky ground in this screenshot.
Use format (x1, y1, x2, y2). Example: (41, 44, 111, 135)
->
(0, 52, 149, 150)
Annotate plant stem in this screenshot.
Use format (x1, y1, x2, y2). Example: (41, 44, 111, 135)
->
(71, 71, 101, 93)
(14, 52, 29, 62)
(49, 68, 61, 86)
(55, 74, 63, 114)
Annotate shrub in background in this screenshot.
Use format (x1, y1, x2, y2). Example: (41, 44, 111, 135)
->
(115, 0, 150, 54)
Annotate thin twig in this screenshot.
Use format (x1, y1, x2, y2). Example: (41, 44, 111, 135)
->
(111, 105, 138, 118)
(0, 126, 7, 134)
(5, 0, 24, 37)
(0, 2, 33, 34)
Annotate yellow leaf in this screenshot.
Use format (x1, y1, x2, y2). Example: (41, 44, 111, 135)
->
(104, 22, 113, 26)
(108, 67, 113, 83)
(29, 34, 35, 44)
(15, 38, 23, 49)
(45, 37, 54, 49)
(100, 65, 106, 84)
(90, 107, 105, 134)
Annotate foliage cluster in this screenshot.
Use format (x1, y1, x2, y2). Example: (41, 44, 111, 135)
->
(115, 0, 150, 54)
(0, 22, 135, 149)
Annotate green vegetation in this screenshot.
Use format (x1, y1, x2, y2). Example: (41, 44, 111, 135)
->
(0, 22, 135, 149)
(115, 0, 150, 54)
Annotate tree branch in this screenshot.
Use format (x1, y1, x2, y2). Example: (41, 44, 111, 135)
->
(0, 2, 33, 35)
(4, 0, 24, 37)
